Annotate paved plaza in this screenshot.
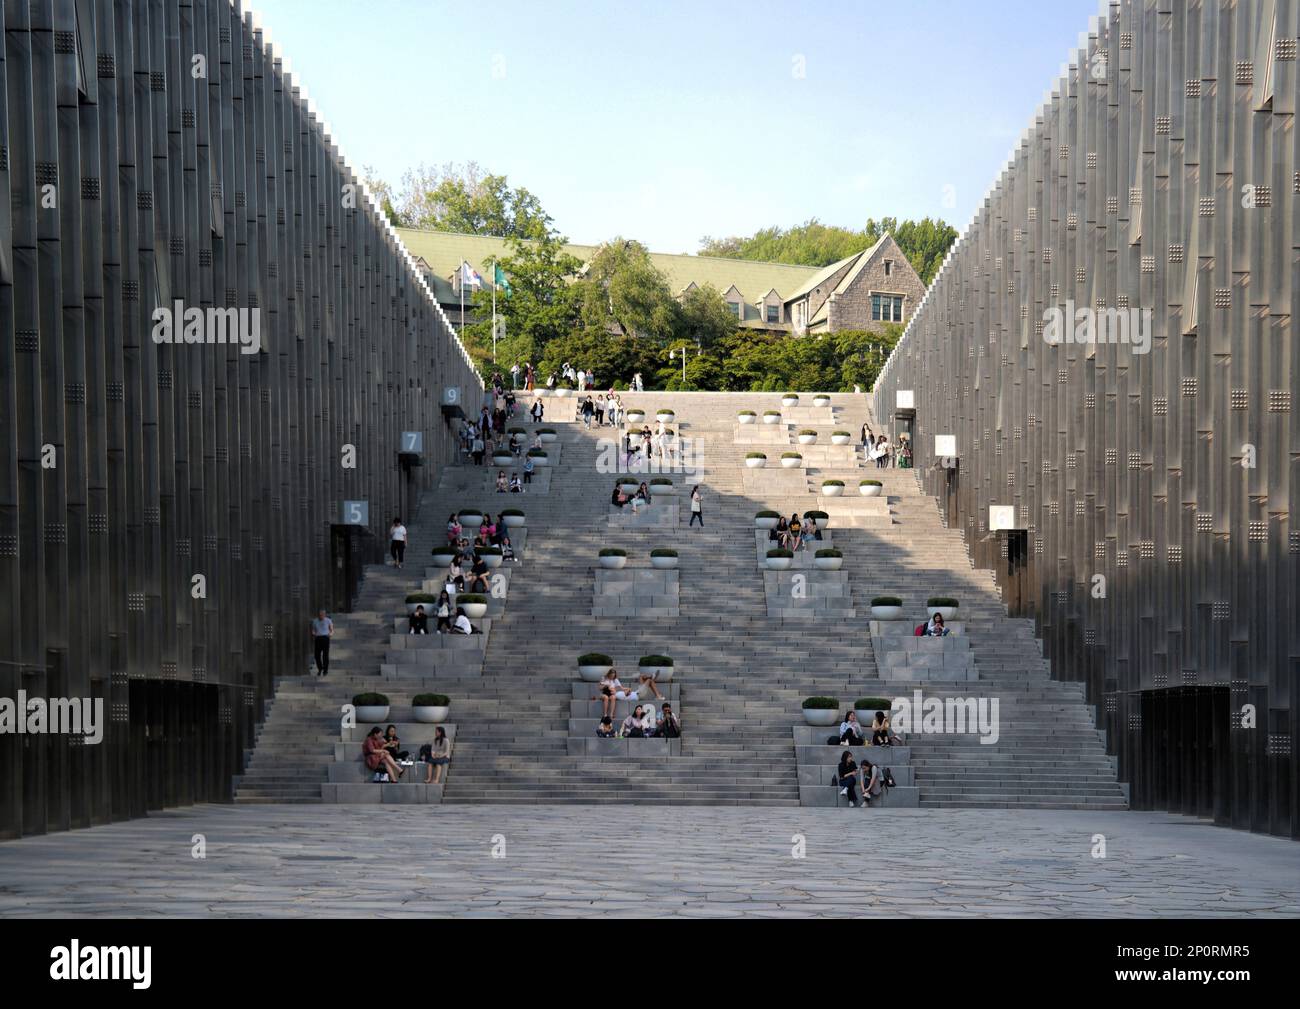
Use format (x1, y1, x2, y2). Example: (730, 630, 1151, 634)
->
(0, 805, 1295, 917)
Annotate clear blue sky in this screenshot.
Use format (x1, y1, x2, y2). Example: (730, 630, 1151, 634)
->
(252, 0, 1101, 253)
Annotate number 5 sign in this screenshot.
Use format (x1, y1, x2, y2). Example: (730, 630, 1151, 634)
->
(341, 500, 369, 526)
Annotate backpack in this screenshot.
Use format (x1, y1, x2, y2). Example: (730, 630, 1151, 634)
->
(914, 623, 926, 636)
(882, 768, 897, 789)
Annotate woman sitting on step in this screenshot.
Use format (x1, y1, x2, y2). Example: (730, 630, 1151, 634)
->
(620, 705, 651, 738)
(435, 591, 453, 633)
(595, 716, 616, 738)
(801, 516, 821, 545)
(421, 726, 451, 785)
(788, 513, 806, 551)
(446, 514, 462, 544)
(838, 710, 865, 746)
(384, 725, 410, 763)
(610, 483, 629, 509)
(771, 516, 789, 545)
(925, 612, 950, 637)
(364, 726, 403, 782)
(870, 710, 902, 746)
(496, 470, 507, 492)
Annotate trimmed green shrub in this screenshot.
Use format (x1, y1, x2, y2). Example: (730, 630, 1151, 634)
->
(756, 510, 780, 518)
(507, 427, 526, 434)
(405, 592, 438, 603)
(802, 696, 839, 710)
(650, 548, 678, 557)
(806, 510, 829, 521)
(783, 393, 799, 399)
(527, 448, 547, 456)
(822, 479, 845, 487)
(599, 547, 627, 557)
(737, 410, 756, 416)
(430, 545, 458, 555)
(475, 546, 502, 556)
(457, 508, 483, 517)
(860, 479, 883, 486)
(763, 410, 781, 416)
(815, 548, 842, 558)
(413, 693, 450, 707)
(455, 593, 488, 605)
(799, 429, 818, 436)
(927, 597, 959, 607)
(353, 692, 389, 707)
(854, 697, 891, 711)
(767, 547, 793, 558)
(537, 428, 556, 435)
(500, 508, 524, 517)
(871, 596, 902, 607)
(638, 655, 674, 666)
(656, 408, 675, 415)
(650, 477, 672, 485)
(746, 452, 767, 459)
(578, 652, 613, 666)
(833, 431, 851, 437)
(781, 451, 802, 458)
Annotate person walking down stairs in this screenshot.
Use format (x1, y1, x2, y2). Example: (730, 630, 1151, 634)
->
(310, 608, 333, 676)
(689, 485, 703, 527)
(389, 517, 407, 569)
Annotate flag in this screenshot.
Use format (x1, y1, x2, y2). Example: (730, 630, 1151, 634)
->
(460, 261, 483, 291)
(493, 263, 511, 297)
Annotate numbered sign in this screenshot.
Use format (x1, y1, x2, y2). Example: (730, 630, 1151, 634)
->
(989, 505, 1018, 532)
(935, 434, 957, 459)
(896, 390, 915, 411)
(340, 500, 369, 526)
(441, 386, 460, 406)
(401, 431, 424, 454)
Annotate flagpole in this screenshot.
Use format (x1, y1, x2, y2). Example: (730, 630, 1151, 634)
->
(459, 260, 464, 332)
(492, 263, 498, 364)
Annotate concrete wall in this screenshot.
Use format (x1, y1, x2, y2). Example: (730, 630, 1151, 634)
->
(0, 0, 482, 837)
(873, 0, 1298, 837)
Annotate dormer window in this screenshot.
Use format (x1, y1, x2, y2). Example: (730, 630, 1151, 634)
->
(766, 304, 779, 323)
(728, 301, 741, 318)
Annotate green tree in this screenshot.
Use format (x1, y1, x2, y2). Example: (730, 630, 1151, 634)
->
(376, 161, 552, 238)
(674, 284, 740, 352)
(574, 239, 677, 340)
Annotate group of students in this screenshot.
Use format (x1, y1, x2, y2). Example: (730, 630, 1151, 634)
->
(407, 592, 477, 635)
(579, 392, 629, 428)
(592, 668, 680, 738)
(768, 511, 823, 551)
(832, 709, 903, 807)
(363, 724, 451, 785)
(861, 427, 913, 469)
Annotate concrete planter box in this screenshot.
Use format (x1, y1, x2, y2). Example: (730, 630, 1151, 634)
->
(762, 413, 782, 424)
(649, 483, 676, 494)
(871, 605, 904, 620)
(413, 706, 449, 724)
(780, 456, 802, 468)
(491, 454, 513, 466)
(626, 410, 646, 423)
(737, 413, 756, 424)
(766, 556, 793, 571)
(822, 484, 844, 497)
(554, 388, 570, 397)
(355, 705, 389, 723)
(798, 434, 817, 445)
(538, 432, 558, 444)
(831, 434, 851, 445)
(782, 396, 799, 407)
(640, 665, 673, 681)
(745, 457, 766, 468)
(927, 606, 959, 621)
(578, 664, 612, 682)
(755, 516, 779, 530)
(802, 708, 839, 727)
(503, 514, 525, 527)
(860, 484, 883, 496)
(628, 434, 643, 447)
(813, 396, 831, 407)
(459, 602, 488, 619)
(429, 552, 455, 567)
(814, 556, 843, 571)
(478, 554, 503, 569)
(649, 556, 678, 569)
(599, 555, 628, 569)
(458, 512, 483, 527)
(526, 454, 549, 467)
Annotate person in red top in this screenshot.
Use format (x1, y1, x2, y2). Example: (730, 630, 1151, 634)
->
(363, 726, 403, 781)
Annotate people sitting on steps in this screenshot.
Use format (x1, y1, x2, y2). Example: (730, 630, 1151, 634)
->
(452, 607, 479, 635)
(654, 703, 680, 738)
(870, 709, 902, 746)
(925, 612, 950, 637)
(596, 716, 616, 738)
(419, 726, 451, 785)
(435, 591, 452, 634)
(408, 605, 428, 635)
(509, 472, 523, 493)
(467, 554, 490, 594)
(836, 750, 861, 807)
(771, 515, 789, 545)
(496, 470, 507, 492)
(383, 724, 410, 764)
(364, 726, 404, 782)
(610, 483, 629, 509)
(620, 705, 651, 738)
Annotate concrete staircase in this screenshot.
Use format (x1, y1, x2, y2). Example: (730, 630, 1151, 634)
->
(234, 390, 1125, 811)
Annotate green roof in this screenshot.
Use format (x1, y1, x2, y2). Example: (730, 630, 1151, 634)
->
(395, 227, 821, 306)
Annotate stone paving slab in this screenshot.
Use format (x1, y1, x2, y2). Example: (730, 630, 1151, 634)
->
(0, 805, 1296, 918)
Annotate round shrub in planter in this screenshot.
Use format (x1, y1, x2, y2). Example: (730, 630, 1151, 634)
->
(638, 654, 674, 681)
(831, 430, 852, 445)
(650, 477, 675, 494)
(430, 545, 457, 567)
(617, 479, 640, 494)
(405, 592, 438, 616)
(806, 510, 830, 528)
(801, 696, 840, 727)
(854, 697, 892, 714)
(755, 509, 780, 530)
(454, 593, 488, 619)
(822, 479, 845, 497)
(577, 652, 613, 682)
(655, 409, 675, 422)
(798, 429, 818, 445)
(501, 508, 525, 527)
(599, 547, 628, 569)
(491, 451, 513, 465)
(927, 597, 959, 621)
(813, 395, 831, 408)
(626, 409, 646, 423)
(737, 409, 757, 425)
(353, 692, 390, 723)
(538, 428, 558, 444)
(780, 451, 802, 469)
(413, 693, 450, 724)
(762, 410, 782, 424)
(475, 546, 504, 569)
(766, 547, 794, 571)
(745, 452, 767, 469)
(650, 548, 678, 570)
(781, 394, 799, 407)
(814, 547, 843, 571)
(554, 386, 571, 397)
(526, 448, 549, 466)
(507, 426, 526, 437)
(870, 596, 904, 620)
(458, 508, 484, 527)
(859, 479, 883, 497)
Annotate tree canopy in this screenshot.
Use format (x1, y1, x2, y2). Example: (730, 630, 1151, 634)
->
(366, 161, 552, 239)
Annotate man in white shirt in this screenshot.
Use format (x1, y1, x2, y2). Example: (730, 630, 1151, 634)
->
(389, 518, 407, 568)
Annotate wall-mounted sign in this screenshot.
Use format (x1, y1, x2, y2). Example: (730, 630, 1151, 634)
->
(896, 390, 915, 411)
(401, 431, 423, 455)
(989, 505, 1019, 532)
(441, 387, 460, 406)
(340, 500, 369, 526)
(935, 434, 957, 459)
